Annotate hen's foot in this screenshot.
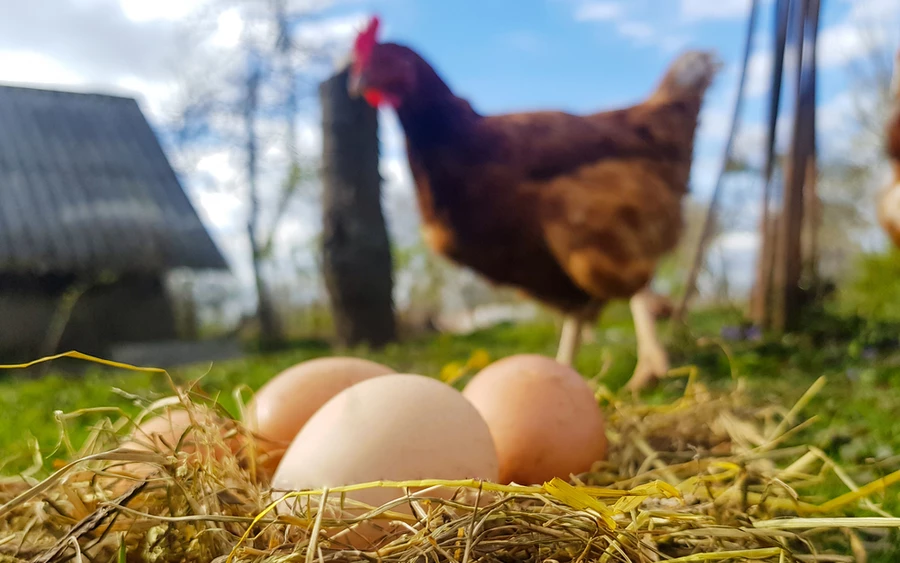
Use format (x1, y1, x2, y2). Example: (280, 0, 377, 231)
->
(625, 348, 669, 394)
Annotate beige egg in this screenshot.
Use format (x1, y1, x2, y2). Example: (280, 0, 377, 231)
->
(246, 357, 395, 476)
(109, 409, 235, 493)
(272, 374, 499, 549)
(125, 409, 233, 458)
(462, 354, 607, 485)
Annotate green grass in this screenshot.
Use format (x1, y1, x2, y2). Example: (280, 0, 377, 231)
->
(0, 301, 652, 468)
(2, 304, 900, 559)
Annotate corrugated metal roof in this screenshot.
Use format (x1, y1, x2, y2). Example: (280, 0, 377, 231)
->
(0, 84, 229, 275)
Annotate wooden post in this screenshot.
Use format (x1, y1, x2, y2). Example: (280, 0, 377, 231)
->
(772, 0, 808, 331)
(772, 0, 819, 331)
(749, 0, 791, 328)
(751, 212, 778, 327)
(751, 0, 820, 331)
(803, 155, 819, 283)
(802, 0, 820, 286)
(320, 67, 397, 348)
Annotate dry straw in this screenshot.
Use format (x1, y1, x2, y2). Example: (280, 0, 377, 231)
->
(0, 351, 897, 562)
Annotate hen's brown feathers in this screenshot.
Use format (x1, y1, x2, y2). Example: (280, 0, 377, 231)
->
(888, 106, 900, 167)
(879, 49, 900, 248)
(391, 49, 718, 314)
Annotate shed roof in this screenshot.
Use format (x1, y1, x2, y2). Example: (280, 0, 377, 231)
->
(0, 84, 228, 275)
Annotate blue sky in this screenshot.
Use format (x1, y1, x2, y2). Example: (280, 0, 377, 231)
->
(364, 0, 749, 112)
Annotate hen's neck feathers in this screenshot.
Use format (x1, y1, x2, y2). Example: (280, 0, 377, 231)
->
(393, 52, 480, 150)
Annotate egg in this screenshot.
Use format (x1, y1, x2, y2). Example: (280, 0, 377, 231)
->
(246, 357, 395, 475)
(109, 408, 235, 493)
(272, 374, 498, 548)
(462, 354, 607, 485)
(124, 408, 233, 460)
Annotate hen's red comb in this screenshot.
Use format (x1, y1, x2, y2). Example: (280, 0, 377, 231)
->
(353, 16, 380, 65)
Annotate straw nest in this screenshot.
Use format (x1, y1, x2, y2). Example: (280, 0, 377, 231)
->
(1, 354, 898, 563)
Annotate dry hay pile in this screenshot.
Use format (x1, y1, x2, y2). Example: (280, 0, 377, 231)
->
(0, 356, 898, 563)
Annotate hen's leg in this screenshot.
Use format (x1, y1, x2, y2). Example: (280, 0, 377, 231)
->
(556, 316, 583, 366)
(626, 288, 670, 393)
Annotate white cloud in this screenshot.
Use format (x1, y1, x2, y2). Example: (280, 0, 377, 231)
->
(196, 150, 240, 186)
(688, 153, 721, 198)
(816, 85, 889, 160)
(618, 21, 654, 41)
(0, 50, 86, 87)
(730, 121, 766, 166)
(729, 116, 796, 171)
(707, 230, 758, 296)
(680, 0, 751, 21)
(118, 0, 203, 22)
(296, 121, 324, 159)
(849, 0, 900, 22)
(382, 157, 412, 189)
(817, 91, 856, 136)
(0, 0, 182, 85)
(743, 41, 803, 98)
(114, 75, 179, 122)
(716, 230, 758, 253)
(818, 21, 898, 69)
(378, 111, 418, 247)
(697, 106, 733, 143)
(194, 190, 244, 231)
(570, 1, 683, 51)
(815, 0, 900, 70)
(210, 8, 245, 48)
(379, 110, 408, 158)
(574, 1, 624, 22)
(295, 12, 369, 53)
(273, 216, 319, 262)
(745, 50, 772, 97)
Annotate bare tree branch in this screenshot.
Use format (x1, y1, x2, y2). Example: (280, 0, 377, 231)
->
(673, 0, 760, 322)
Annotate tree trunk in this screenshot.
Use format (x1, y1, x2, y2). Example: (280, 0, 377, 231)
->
(244, 57, 283, 347)
(320, 67, 397, 348)
(251, 249, 282, 346)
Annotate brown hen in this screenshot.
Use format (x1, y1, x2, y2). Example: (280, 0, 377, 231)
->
(878, 48, 900, 248)
(348, 17, 720, 391)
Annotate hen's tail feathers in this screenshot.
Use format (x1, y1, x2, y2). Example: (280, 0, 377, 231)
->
(652, 50, 722, 102)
